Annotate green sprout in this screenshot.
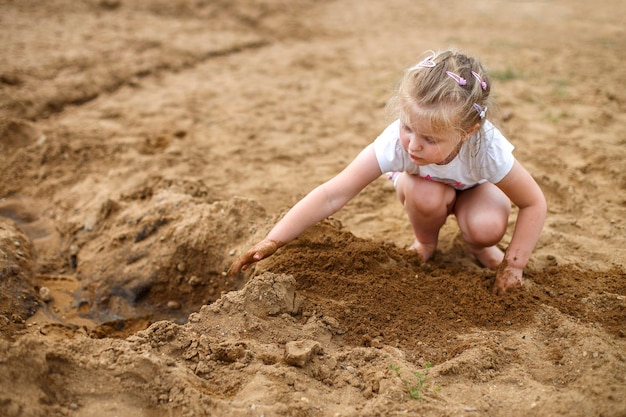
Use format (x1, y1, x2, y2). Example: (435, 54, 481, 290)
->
(389, 362, 437, 401)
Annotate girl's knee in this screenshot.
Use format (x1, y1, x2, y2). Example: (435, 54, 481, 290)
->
(400, 176, 454, 214)
(455, 183, 510, 246)
(461, 213, 507, 246)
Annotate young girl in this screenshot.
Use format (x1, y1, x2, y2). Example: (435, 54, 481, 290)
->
(228, 49, 547, 295)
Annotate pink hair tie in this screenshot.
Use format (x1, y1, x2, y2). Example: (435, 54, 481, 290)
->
(446, 71, 466, 86)
(473, 103, 487, 119)
(471, 71, 488, 90)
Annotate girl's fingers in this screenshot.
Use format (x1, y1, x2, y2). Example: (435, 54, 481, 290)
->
(228, 240, 281, 276)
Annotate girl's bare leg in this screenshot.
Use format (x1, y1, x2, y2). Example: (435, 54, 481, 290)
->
(395, 173, 456, 262)
(454, 182, 510, 269)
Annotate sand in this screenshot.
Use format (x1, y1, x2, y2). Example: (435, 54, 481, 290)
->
(0, 0, 625, 416)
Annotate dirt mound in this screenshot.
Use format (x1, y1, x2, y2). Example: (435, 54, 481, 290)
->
(72, 188, 261, 326)
(259, 221, 626, 361)
(1, 262, 624, 416)
(0, 219, 40, 338)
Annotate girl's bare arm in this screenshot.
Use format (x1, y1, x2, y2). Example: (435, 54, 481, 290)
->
(494, 160, 547, 293)
(497, 160, 547, 268)
(229, 145, 382, 274)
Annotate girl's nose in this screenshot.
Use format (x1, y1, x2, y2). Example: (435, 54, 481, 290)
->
(409, 137, 421, 152)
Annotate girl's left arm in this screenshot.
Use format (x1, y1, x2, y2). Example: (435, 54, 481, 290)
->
(494, 160, 547, 293)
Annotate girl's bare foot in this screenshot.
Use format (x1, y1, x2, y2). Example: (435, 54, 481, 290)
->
(407, 240, 437, 262)
(467, 244, 504, 270)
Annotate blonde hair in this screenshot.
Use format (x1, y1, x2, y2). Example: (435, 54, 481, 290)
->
(388, 49, 492, 138)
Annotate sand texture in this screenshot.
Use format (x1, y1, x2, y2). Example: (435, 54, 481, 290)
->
(0, 0, 625, 416)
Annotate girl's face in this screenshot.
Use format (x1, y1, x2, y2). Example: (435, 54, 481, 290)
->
(398, 110, 464, 166)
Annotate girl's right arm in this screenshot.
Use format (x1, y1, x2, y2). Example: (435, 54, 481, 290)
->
(228, 144, 383, 274)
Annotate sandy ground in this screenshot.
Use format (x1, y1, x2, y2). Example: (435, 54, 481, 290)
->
(1, 0, 625, 416)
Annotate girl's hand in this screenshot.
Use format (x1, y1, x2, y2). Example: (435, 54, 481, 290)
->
(227, 239, 282, 275)
(493, 261, 523, 295)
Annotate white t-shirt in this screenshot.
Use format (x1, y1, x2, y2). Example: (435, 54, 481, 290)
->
(373, 120, 515, 190)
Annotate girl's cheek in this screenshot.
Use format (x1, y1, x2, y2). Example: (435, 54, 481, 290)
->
(399, 131, 409, 150)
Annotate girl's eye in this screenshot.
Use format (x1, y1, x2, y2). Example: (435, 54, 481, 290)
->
(423, 136, 436, 145)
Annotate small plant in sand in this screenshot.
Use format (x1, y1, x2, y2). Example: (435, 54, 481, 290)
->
(389, 362, 438, 400)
